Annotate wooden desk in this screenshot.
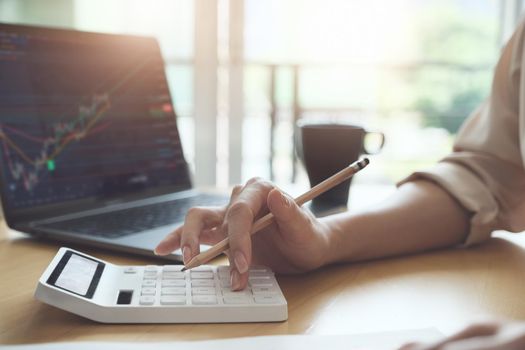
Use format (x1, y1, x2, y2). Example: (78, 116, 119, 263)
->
(2, 221, 525, 344)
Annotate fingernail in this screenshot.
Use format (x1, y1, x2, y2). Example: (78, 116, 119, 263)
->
(182, 246, 191, 264)
(154, 244, 165, 255)
(281, 191, 291, 207)
(234, 251, 248, 274)
(230, 269, 241, 290)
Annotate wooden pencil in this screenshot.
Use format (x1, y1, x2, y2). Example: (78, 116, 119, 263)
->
(181, 157, 370, 271)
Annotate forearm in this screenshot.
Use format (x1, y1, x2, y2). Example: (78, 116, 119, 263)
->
(322, 180, 471, 264)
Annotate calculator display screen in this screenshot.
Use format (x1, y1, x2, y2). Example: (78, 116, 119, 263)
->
(47, 251, 105, 298)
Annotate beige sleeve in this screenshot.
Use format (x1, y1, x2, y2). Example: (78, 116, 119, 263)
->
(399, 20, 525, 246)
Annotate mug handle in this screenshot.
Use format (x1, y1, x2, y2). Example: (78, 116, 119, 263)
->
(363, 131, 385, 155)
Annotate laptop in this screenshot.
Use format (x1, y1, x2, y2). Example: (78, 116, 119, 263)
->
(0, 23, 227, 261)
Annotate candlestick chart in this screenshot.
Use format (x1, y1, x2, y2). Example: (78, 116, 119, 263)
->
(0, 29, 188, 209)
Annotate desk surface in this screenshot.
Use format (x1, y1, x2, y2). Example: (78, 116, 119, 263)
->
(2, 221, 525, 344)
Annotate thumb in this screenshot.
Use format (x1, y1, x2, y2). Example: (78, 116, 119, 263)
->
(267, 188, 313, 237)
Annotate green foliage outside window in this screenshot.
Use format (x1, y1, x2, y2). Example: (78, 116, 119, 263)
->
(411, 2, 498, 134)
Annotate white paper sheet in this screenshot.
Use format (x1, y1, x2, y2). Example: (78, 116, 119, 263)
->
(1, 328, 442, 350)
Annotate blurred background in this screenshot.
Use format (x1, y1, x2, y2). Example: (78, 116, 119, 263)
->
(0, 0, 523, 190)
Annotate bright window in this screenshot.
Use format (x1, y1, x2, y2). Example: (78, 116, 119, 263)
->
(0, 0, 517, 188)
(243, 0, 501, 185)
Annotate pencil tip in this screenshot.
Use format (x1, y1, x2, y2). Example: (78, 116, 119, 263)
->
(181, 267, 187, 272)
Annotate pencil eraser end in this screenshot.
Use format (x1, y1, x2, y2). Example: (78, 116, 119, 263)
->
(357, 158, 370, 169)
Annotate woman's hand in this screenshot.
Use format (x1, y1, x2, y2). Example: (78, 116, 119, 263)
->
(154, 178, 334, 290)
(400, 322, 525, 350)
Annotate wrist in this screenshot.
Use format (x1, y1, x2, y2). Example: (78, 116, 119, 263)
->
(319, 214, 350, 266)
(321, 212, 366, 265)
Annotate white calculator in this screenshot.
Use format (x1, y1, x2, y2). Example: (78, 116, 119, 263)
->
(34, 247, 288, 323)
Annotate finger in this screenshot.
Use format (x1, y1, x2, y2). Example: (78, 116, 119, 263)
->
(409, 338, 507, 350)
(433, 336, 517, 350)
(228, 255, 249, 291)
(226, 201, 255, 290)
(180, 207, 225, 264)
(227, 178, 274, 290)
(229, 184, 243, 202)
(439, 323, 525, 350)
(155, 206, 225, 256)
(415, 323, 501, 350)
(199, 225, 227, 246)
(154, 225, 183, 255)
(397, 343, 422, 350)
(450, 323, 501, 340)
(267, 188, 315, 242)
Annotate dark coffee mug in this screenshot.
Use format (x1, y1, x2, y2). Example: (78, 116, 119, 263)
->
(296, 122, 385, 214)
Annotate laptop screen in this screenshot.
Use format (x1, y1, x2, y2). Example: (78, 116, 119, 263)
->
(0, 24, 192, 212)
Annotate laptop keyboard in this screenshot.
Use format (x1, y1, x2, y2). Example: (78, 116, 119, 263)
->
(38, 194, 226, 238)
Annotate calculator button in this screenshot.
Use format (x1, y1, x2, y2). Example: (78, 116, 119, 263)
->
(143, 273, 158, 280)
(160, 296, 187, 305)
(190, 272, 214, 279)
(141, 287, 156, 296)
(249, 280, 274, 287)
(252, 286, 279, 295)
(162, 272, 185, 279)
(144, 265, 158, 272)
(191, 280, 215, 287)
(249, 273, 271, 278)
(162, 280, 187, 287)
(254, 295, 281, 304)
(222, 290, 251, 298)
(248, 275, 271, 281)
(192, 295, 217, 305)
(191, 266, 213, 272)
(217, 269, 230, 278)
(217, 266, 230, 274)
(162, 265, 183, 272)
(249, 266, 270, 273)
(142, 280, 156, 287)
(223, 295, 253, 304)
(116, 290, 133, 305)
(139, 296, 155, 305)
(220, 279, 232, 288)
(248, 271, 272, 277)
(191, 287, 216, 295)
(123, 267, 138, 274)
(161, 287, 186, 295)
(218, 273, 230, 281)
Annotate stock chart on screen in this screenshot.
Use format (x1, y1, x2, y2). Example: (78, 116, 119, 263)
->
(0, 27, 189, 210)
